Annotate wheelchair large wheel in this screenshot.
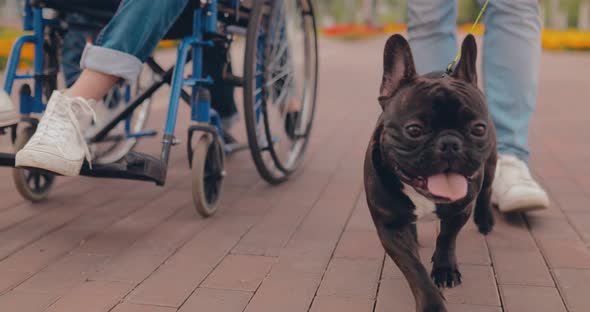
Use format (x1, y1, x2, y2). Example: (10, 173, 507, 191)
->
(244, 0, 318, 184)
(90, 66, 154, 164)
(12, 125, 55, 202)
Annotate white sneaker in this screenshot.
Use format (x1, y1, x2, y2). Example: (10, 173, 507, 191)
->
(15, 91, 96, 176)
(491, 154, 550, 213)
(0, 90, 19, 127)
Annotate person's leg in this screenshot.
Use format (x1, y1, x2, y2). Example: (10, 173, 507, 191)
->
(72, 0, 190, 99)
(16, 0, 190, 176)
(482, 0, 549, 212)
(407, 0, 457, 75)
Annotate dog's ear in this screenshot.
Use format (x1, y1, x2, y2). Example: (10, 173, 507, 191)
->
(452, 34, 478, 85)
(379, 34, 417, 107)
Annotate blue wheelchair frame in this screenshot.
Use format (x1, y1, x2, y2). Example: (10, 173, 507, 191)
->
(1, 0, 249, 186)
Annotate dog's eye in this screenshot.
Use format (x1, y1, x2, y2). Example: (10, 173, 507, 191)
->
(471, 124, 487, 137)
(405, 125, 424, 138)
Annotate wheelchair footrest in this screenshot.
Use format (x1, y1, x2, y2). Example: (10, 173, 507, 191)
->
(80, 152, 166, 185)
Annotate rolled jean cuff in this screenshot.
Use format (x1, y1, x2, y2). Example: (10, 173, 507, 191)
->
(80, 44, 142, 82)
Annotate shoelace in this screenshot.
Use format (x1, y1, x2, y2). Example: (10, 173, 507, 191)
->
(34, 97, 97, 169)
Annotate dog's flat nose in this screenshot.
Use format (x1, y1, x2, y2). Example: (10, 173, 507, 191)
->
(436, 136, 463, 157)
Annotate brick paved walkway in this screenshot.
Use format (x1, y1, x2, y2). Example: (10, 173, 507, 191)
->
(0, 36, 589, 312)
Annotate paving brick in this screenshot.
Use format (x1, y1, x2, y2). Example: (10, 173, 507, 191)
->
(381, 248, 435, 280)
(232, 178, 329, 257)
(310, 296, 374, 312)
(75, 190, 191, 256)
(0, 198, 144, 274)
(317, 258, 381, 299)
(486, 214, 538, 251)
(178, 288, 251, 312)
(244, 270, 322, 312)
(202, 254, 276, 291)
(501, 285, 567, 312)
(528, 217, 581, 241)
(93, 207, 211, 283)
(127, 215, 257, 307)
(243, 180, 362, 312)
(537, 239, 590, 269)
(345, 197, 375, 232)
(0, 183, 125, 260)
(333, 230, 383, 260)
(554, 269, 590, 312)
(0, 290, 57, 312)
(491, 250, 554, 287)
(566, 212, 590, 245)
(0, 270, 30, 293)
(16, 253, 109, 295)
(45, 281, 133, 312)
(374, 278, 414, 312)
(111, 303, 176, 312)
(444, 265, 501, 307)
(446, 303, 502, 312)
(456, 226, 491, 266)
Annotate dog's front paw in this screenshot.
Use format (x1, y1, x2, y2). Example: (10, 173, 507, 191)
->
(474, 204, 495, 235)
(431, 265, 462, 289)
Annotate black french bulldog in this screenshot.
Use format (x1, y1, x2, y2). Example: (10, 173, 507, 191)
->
(364, 34, 497, 312)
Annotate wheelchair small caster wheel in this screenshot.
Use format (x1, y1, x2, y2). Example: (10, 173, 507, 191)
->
(12, 126, 55, 202)
(191, 133, 225, 218)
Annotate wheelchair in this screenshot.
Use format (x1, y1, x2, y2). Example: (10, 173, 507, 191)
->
(0, 0, 319, 217)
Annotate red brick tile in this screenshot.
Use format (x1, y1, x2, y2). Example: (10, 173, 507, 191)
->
(317, 258, 382, 299)
(0, 270, 30, 293)
(345, 197, 375, 232)
(491, 250, 554, 287)
(16, 253, 109, 295)
(231, 172, 331, 257)
(202, 255, 276, 291)
(381, 248, 434, 281)
(0, 290, 57, 312)
(554, 269, 590, 311)
(456, 227, 491, 265)
(374, 278, 414, 312)
(0, 198, 144, 274)
(45, 281, 133, 312)
(486, 214, 538, 251)
(243, 270, 322, 312)
(446, 303, 502, 312)
(566, 212, 590, 245)
(111, 303, 176, 312)
(94, 208, 211, 283)
(333, 230, 383, 260)
(528, 217, 580, 241)
(500, 285, 567, 312)
(310, 296, 374, 312)
(178, 288, 251, 312)
(75, 190, 190, 255)
(537, 239, 590, 269)
(444, 265, 501, 307)
(128, 215, 257, 307)
(0, 183, 125, 260)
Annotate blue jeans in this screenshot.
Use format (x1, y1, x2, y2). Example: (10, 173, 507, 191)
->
(74, 0, 238, 125)
(407, 0, 541, 162)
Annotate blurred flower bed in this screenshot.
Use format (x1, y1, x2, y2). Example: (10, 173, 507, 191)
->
(0, 27, 177, 70)
(322, 23, 590, 51)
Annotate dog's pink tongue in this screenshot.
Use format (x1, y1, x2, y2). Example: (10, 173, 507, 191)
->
(427, 173, 468, 201)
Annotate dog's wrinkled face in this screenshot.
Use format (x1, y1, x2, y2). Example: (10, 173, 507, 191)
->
(378, 35, 494, 203)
